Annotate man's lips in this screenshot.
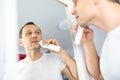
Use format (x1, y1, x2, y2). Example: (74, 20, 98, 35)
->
(32, 41, 39, 43)
(76, 16, 79, 20)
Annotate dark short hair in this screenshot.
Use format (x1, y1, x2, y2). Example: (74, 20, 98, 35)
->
(19, 22, 41, 38)
(109, 0, 120, 3)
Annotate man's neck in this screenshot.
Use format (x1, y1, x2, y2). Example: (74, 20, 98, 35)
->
(23, 49, 43, 63)
(92, 2, 120, 32)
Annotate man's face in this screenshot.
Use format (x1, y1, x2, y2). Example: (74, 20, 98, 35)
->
(72, 0, 96, 27)
(19, 25, 42, 50)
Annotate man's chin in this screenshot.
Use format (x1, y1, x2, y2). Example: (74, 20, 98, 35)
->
(32, 46, 41, 50)
(78, 23, 87, 28)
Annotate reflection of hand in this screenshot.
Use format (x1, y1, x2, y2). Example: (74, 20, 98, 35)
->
(82, 26, 94, 44)
(42, 38, 61, 53)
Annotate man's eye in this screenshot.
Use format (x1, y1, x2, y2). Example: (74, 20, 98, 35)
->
(36, 31, 40, 34)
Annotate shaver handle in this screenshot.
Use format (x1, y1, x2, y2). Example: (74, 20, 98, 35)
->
(74, 26, 84, 45)
(39, 41, 60, 52)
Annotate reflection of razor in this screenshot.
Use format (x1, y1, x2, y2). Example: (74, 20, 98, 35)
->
(74, 26, 84, 45)
(39, 41, 61, 52)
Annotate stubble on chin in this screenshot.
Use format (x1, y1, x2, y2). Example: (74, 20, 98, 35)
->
(82, 25, 88, 28)
(77, 20, 88, 28)
(31, 44, 41, 50)
(79, 23, 88, 28)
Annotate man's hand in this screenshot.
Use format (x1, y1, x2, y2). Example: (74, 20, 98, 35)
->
(82, 26, 94, 44)
(73, 24, 94, 44)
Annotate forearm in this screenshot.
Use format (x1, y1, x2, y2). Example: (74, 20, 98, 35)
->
(59, 49, 78, 80)
(83, 41, 102, 79)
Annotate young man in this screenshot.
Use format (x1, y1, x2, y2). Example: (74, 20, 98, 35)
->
(72, 0, 120, 80)
(4, 22, 78, 80)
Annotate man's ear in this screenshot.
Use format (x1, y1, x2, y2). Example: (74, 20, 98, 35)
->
(19, 39, 23, 46)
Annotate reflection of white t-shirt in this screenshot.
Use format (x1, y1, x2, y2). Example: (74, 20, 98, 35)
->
(4, 53, 66, 80)
(100, 26, 120, 80)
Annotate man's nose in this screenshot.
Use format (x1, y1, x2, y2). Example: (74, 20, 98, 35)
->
(32, 33, 37, 38)
(71, 7, 75, 15)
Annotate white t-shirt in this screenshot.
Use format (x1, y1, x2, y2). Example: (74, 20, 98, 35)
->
(4, 53, 66, 80)
(100, 26, 120, 80)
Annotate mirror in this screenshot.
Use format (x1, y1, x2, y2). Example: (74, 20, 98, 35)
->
(17, 0, 106, 79)
(17, 0, 74, 57)
(0, 0, 106, 80)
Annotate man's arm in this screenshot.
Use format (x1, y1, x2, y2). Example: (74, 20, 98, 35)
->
(83, 41, 103, 80)
(62, 66, 75, 80)
(42, 39, 78, 80)
(81, 27, 103, 80)
(59, 49, 78, 80)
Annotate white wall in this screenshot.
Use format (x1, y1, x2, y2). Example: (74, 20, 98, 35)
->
(0, 1, 6, 79)
(0, 0, 18, 80)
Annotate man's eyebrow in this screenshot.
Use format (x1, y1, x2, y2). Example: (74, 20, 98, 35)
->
(24, 30, 31, 33)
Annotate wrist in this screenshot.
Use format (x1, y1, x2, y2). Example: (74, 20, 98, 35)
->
(83, 40, 94, 46)
(59, 48, 66, 56)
